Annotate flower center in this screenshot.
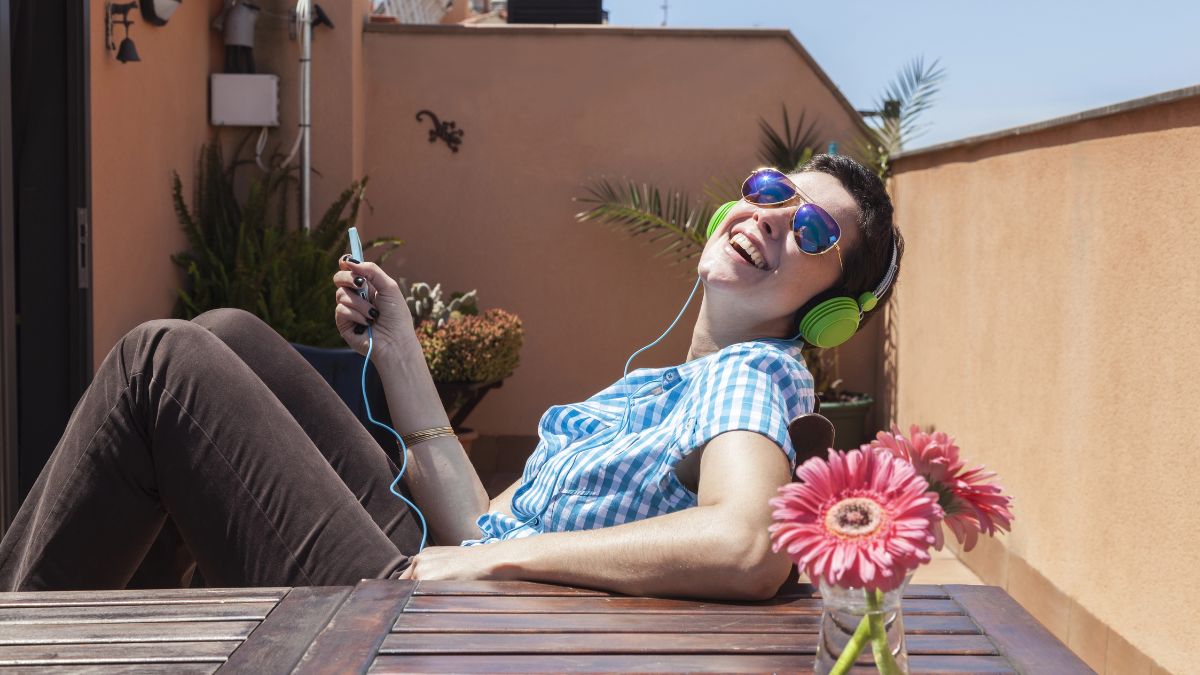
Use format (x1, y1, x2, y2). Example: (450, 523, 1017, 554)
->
(824, 497, 886, 539)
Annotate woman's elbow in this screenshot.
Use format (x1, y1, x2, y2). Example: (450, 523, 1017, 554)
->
(724, 532, 793, 600)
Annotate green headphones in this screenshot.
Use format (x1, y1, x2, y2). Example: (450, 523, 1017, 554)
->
(706, 201, 899, 349)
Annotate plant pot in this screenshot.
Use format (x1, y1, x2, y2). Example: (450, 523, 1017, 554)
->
(819, 395, 874, 450)
(291, 343, 398, 455)
(434, 379, 504, 431)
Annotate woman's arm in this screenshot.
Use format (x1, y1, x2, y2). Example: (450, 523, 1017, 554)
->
(333, 259, 489, 545)
(401, 430, 795, 600)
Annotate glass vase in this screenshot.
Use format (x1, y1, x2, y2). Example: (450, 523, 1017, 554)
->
(814, 573, 911, 675)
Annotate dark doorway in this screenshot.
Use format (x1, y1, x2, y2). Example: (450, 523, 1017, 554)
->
(0, 0, 92, 530)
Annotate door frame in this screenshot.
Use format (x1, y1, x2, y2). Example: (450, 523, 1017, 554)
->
(0, 0, 18, 532)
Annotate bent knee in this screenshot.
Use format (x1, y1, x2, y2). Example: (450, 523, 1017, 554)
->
(191, 307, 263, 333)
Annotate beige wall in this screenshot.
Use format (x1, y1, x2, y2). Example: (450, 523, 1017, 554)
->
(88, 12, 888, 437)
(891, 94, 1200, 673)
(90, 0, 223, 365)
(359, 25, 879, 435)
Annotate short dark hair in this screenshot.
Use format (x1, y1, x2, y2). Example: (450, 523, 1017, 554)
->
(797, 153, 903, 329)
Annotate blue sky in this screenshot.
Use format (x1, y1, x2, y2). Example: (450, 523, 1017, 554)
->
(603, 1, 1200, 149)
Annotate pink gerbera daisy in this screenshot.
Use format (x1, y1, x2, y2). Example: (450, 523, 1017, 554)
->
(869, 425, 1014, 552)
(769, 446, 943, 593)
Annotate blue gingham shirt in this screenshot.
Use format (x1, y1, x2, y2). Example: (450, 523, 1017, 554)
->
(462, 338, 814, 545)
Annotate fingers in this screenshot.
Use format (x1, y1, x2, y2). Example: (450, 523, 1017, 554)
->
(338, 255, 399, 293)
(335, 286, 376, 322)
(335, 303, 371, 335)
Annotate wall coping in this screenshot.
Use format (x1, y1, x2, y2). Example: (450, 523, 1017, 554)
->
(893, 83, 1200, 162)
(362, 22, 872, 138)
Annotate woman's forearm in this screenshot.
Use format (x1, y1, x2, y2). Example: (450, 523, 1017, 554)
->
(374, 337, 489, 545)
(491, 504, 792, 600)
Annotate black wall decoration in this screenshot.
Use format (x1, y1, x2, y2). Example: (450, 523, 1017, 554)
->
(416, 110, 464, 153)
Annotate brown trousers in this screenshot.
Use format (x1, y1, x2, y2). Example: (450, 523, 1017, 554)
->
(0, 309, 421, 590)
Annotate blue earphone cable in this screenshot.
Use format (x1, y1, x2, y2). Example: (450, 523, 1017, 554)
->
(361, 324, 429, 552)
(614, 276, 704, 434)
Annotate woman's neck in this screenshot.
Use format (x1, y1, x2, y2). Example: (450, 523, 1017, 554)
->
(686, 293, 793, 361)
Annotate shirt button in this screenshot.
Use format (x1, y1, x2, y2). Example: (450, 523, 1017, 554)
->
(664, 372, 676, 381)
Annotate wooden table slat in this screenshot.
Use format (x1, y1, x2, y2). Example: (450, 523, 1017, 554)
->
(0, 641, 242, 666)
(0, 664, 218, 674)
(392, 611, 981, 635)
(944, 585, 1094, 674)
(0, 602, 277, 625)
(0, 620, 259, 645)
(369, 653, 1017, 673)
(0, 588, 287, 608)
(403, 594, 963, 615)
(378, 631, 998, 656)
(415, 580, 950, 599)
(218, 586, 351, 674)
(293, 579, 416, 675)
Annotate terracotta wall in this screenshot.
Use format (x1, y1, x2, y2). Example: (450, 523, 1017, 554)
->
(89, 11, 889, 437)
(891, 92, 1200, 673)
(89, 0, 222, 365)
(358, 24, 880, 435)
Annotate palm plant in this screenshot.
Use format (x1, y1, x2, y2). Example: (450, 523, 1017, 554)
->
(575, 105, 820, 264)
(856, 56, 946, 177)
(574, 180, 716, 264)
(757, 105, 822, 173)
(171, 142, 401, 346)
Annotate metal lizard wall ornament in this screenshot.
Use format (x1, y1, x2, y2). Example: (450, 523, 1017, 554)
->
(416, 110, 464, 153)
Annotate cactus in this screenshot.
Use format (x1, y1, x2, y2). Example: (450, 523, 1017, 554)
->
(398, 279, 479, 329)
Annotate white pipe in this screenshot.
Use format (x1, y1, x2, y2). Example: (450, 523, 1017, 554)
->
(297, 0, 312, 231)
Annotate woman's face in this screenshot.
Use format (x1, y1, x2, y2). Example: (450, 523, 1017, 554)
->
(697, 171, 862, 328)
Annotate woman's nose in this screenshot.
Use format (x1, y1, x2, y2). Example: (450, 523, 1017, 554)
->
(752, 209, 784, 239)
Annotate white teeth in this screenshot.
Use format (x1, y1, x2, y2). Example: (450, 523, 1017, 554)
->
(731, 233, 767, 270)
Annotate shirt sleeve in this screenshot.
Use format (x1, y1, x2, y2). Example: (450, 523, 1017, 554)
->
(682, 343, 815, 467)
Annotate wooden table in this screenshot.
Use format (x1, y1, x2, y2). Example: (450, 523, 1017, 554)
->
(0, 580, 1093, 673)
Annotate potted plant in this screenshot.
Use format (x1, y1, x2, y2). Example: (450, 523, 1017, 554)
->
(170, 140, 406, 453)
(398, 280, 525, 455)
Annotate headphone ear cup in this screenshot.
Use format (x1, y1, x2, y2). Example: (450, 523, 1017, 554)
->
(797, 295, 862, 349)
(706, 201, 739, 240)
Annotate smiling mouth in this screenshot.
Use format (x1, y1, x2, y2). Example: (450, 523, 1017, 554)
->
(730, 232, 768, 270)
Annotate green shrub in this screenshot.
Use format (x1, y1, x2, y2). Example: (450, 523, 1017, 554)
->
(170, 142, 399, 346)
(417, 309, 524, 384)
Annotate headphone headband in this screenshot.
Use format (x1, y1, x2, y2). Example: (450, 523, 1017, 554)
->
(872, 235, 900, 304)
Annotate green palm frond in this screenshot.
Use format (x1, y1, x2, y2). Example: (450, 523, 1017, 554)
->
(757, 105, 822, 172)
(856, 55, 947, 177)
(575, 179, 716, 265)
(872, 55, 946, 155)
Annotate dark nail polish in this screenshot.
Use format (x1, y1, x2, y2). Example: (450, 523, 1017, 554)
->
(348, 257, 361, 264)
(353, 276, 364, 287)
(353, 324, 367, 335)
(340, 254, 351, 262)
(368, 307, 379, 319)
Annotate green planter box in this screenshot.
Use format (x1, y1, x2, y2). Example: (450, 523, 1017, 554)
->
(819, 395, 875, 450)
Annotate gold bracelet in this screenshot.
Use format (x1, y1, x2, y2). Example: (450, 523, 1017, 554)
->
(399, 426, 456, 448)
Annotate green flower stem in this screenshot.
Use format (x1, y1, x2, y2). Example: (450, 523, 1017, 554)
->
(828, 614, 871, 675)
(866, 589, 904, 675)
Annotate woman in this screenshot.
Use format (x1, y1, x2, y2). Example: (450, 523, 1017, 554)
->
(0, 154, 900, 599)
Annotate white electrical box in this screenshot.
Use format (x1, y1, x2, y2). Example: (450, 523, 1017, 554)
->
(210, 74, 280, 127)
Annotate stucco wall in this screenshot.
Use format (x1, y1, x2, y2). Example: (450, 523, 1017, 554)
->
(89, 0, 222, 366)
(891, 93, 1200, 673)
(88, 11, 889, 438)
(359, 25, 880, 435)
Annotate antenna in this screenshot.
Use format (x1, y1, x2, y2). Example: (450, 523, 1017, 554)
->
(660, 0, 668, 26)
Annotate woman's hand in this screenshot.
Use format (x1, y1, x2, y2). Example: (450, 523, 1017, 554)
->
(398, 545, 514, 581)
(332, 256, 417, 357)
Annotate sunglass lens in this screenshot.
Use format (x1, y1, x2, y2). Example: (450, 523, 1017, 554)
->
(742, 169, 796, 205)
(793, 203, 841, 254)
